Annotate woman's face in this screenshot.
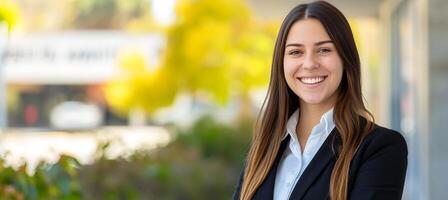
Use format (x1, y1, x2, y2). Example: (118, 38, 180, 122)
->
(283, 18, 343, 109)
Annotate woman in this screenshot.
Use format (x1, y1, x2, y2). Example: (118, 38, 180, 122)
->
(233, 1, 407, 200)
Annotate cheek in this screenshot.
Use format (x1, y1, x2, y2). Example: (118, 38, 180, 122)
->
(334, 64, 344, 82)
(283, 59, 297, 78)
(322, 59, 343, 78)
(331, 66, 344, 89)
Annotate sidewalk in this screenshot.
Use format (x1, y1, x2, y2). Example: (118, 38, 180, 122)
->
(0, 126, 171, 174)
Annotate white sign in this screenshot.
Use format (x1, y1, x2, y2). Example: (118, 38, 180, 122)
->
(0, 31, 164, 84)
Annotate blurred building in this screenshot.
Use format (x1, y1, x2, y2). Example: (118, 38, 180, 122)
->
(0, 32, 164, 129)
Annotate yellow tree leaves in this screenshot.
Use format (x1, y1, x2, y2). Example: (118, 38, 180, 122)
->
(105, 52, 177, 117)
(0, 0, 20, 31)
(163, 0, 275, 104)
(106, 0, 277, 116)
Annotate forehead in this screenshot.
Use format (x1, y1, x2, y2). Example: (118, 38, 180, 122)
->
(285, 18, 331, 44)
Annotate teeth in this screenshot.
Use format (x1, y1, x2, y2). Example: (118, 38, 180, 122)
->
(300, 76, 325, 84)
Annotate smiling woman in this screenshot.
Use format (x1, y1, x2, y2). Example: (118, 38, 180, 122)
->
(233, 1, 407, 200)
(283, 18, 343, 110)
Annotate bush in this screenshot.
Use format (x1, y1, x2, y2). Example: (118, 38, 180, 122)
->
(0, 115, 252, 199)
(0, 155, 82, 200)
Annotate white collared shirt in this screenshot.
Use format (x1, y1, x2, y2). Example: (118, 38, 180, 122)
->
(273, 108, 335, 200)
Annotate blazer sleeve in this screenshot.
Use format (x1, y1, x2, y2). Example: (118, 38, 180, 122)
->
(232, 166, 245, 200)
(349, 129, 408, 200)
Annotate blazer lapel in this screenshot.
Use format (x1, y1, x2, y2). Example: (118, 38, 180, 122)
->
(288, 128, 341, 200)
(252, 136, 290, 200)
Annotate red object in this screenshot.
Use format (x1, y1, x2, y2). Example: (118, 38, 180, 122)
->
(24, 104, 38, 125)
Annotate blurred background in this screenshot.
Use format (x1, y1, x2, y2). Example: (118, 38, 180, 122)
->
(0, 0, 446, 199)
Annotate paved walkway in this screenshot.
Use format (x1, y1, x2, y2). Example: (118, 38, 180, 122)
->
(0, 126, 171, 174)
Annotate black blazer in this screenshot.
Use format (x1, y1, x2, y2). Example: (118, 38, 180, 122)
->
(233, 125, 408, 200)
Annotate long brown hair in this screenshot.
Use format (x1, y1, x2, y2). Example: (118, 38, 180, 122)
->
(239, 1, 374, 200)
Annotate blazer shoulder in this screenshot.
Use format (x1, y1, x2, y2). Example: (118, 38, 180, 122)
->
(364, 124, 406, 143)
(357, 124, 408, 159)
(348, 124, 408, 199)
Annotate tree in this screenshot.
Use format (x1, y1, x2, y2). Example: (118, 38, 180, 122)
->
(162, 0, 276, 105)
(104, 0, 278, 119)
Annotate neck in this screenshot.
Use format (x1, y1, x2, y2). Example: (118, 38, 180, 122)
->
(295, 101, 334, 152)
(299, 101, 334, 125)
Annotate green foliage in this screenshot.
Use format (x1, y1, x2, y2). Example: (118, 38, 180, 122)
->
(0, 155, 82, 200)
(176, 115, 252, 163)
(78, 115, 251, 199)
(0, 115, 252, 199)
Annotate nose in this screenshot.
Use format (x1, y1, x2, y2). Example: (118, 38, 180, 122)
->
(302, 53, 319, 70)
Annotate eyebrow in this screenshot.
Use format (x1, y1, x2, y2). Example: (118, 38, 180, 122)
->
(285, 40, 333, 47)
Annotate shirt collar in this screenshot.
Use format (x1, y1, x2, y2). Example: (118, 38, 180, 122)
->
(281, 107, 335, 141)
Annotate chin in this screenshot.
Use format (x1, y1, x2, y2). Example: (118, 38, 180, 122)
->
(300, 96, 325, 105)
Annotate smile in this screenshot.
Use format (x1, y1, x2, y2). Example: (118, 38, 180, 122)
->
(298, 76, 327, 85)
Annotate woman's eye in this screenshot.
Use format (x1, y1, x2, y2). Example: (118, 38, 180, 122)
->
(317, 48, 332, 55)
(289, 50, 303, 56)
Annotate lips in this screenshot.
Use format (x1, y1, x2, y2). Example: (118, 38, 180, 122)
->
(298, 76, 327, 85)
